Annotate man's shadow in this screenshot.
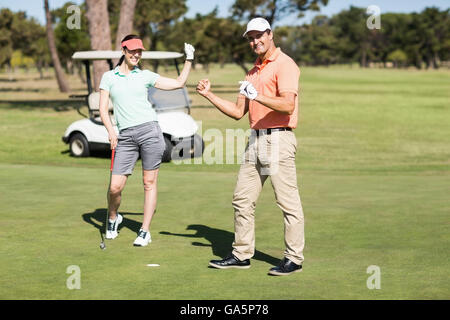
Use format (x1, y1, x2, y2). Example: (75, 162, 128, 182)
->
(160, 225, 280, 266)
(82, 208, 142, 235)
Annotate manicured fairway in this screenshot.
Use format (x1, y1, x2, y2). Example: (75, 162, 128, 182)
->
(0, 65, 448, 299)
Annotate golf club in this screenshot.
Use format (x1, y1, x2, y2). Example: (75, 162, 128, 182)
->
(100, 148, 115, 250)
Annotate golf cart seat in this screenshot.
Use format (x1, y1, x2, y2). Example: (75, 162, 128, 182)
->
(87, 91, 115, 125)
(148, 86, 191, 113)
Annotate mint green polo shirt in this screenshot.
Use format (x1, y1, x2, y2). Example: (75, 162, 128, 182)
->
(99, 67, 160, 131)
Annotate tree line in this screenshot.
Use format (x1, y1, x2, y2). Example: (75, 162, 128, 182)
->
(277, 6, 450, 69)
(0, 0, 448, 91)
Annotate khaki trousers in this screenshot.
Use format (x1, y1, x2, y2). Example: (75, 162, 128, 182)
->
(231, 130, 305, 265)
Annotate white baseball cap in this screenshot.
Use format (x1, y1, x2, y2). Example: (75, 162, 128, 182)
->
(243, 17, 272, 37)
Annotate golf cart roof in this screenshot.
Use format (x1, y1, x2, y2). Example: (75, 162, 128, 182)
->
(72, 51, 184, 60)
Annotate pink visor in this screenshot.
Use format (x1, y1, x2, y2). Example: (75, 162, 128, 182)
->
(121, 39, 145, 50)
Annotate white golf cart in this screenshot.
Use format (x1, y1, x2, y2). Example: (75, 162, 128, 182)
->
(62, 50, 204, 162)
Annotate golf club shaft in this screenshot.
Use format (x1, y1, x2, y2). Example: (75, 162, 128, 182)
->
(110, 148, 115, 172)
(102, 148, 115, 249)
(106, 147, 115, 224)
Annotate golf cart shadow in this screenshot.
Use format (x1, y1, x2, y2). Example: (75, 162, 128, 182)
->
(61, 147, 113, 159)
(160, 224, 279, 266)
(82, 208, 143, 235)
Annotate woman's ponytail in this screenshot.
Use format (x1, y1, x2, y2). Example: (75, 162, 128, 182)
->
(115, 55, 125, 68)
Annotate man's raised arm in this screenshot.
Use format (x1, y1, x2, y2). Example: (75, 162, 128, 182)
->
(196, 79, 249, 120)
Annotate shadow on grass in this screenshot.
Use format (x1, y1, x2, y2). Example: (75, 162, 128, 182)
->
(82, 208, 142, 236)
(0, 76, 53, 81)
(0, 88, 43, 92)
(60, 148, 113, 159)
(0, 99, 85, 112)
(160, 224, 279, 266)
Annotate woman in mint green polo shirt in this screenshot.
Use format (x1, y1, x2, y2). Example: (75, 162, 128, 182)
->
(99, 34, 195, 247)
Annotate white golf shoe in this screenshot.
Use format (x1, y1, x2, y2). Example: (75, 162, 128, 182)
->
(133, 229, 152, 247)
(106, 213, 123, 240)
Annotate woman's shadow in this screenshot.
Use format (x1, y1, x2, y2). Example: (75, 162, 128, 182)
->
(82, 208, 142, 236)
(160, 225, 279, 266)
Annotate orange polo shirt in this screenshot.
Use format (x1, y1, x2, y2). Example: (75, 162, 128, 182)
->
(244, 47, 300, 129)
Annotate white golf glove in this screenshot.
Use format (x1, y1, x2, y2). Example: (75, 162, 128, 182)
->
(239, 81, 258, 100)
(184, 43, 195, 60)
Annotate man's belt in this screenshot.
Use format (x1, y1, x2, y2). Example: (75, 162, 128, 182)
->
(254, 127, 292, 136)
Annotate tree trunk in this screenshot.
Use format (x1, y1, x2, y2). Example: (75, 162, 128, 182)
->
(219, 54, 226, 68)
(115, 0, 137, 50)
(113, 0, 137, 66)
(76, 62, 86, 84)
(432, 52, 440, 69)
(360, 47, 367, 68)
(233, 53, 249, 74)
(36, 60, 44, 79)
(414, 55, 422, 69)
(266, 0, 278, 25)
(44, 0, 70, 93)
(66, 60, 74, 75)
(235, 60, 249, 74)
(425, 53, 431, 69)
(85, 0, 112, 92)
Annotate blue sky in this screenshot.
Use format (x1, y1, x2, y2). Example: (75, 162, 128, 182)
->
(0, 0, 448, 26)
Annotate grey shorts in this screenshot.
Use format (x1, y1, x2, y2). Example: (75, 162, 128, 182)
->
(112, 121, 165, 175)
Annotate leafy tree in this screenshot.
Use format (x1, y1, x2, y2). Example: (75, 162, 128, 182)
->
(52, 2, 90, 72)
(387, 49, 408, 68)
(330, 6, 372, 67)
(10, 50, 34, 70)
(277, 15, 338, 65)
(376, 13, 411, 67)
(414, 8, 449, 69)
(133, 0, 187, 70)
(4, 1, 450, 75)
(232, 0, 329, 24)
(32, 37, 52, 79)
(165, 9, 252, 73)
(0, 9, 15, 69)
(164, 10, 223, 72)
(0, 8, 50, 77)
(15, 15, 49, 78)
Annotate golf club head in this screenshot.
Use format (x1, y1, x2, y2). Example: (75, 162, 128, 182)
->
(99, 228, 106, 250)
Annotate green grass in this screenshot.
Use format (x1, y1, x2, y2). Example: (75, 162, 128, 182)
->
(0, 65, 449, 299)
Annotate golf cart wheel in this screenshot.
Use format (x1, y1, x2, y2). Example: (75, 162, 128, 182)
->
(192, 134, 205, 158)
(170, 134, 204, 161)
(69, 133, 90, 157)
(162, 136, 173, 162)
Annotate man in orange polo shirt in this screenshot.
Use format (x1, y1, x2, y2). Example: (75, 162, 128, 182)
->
(196, 17, 305, 276)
